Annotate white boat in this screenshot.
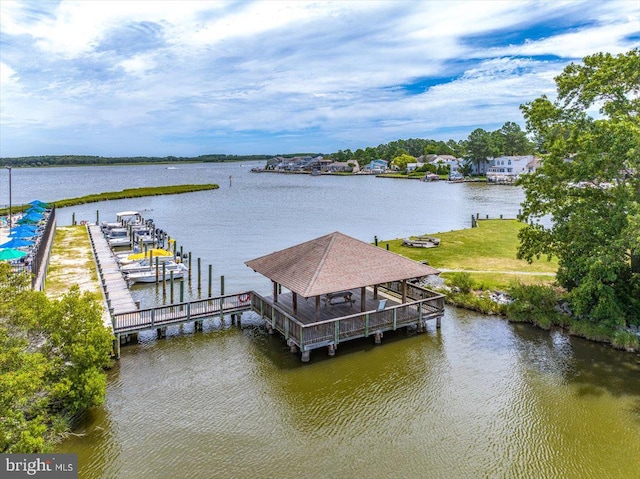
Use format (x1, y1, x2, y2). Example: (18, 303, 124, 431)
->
(120, 257, 179, 274)
(107, 228, 131, 246)
(101, 211, 143, 233)
(422, 173, 441, 182)
(125, 262, 188, 283)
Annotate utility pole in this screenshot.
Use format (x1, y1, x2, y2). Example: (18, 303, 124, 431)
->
(4, 167, 11, 227)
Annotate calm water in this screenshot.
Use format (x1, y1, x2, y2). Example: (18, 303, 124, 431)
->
(5, 164, 638, 478)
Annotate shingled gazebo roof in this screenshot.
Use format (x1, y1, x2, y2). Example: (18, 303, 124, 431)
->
(245, 231, 440, 298)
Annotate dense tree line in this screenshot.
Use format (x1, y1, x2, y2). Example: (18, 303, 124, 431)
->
(0, 154, 274, 168)
(518, 49, 639, 328)
(1, 129, 534, 170)
(327, 122, 534, 167)
(0, 264, 113, 452)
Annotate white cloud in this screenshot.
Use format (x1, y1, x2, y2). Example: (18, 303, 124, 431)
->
(0, 0, 638, 156)
(0, 62, 18, 85)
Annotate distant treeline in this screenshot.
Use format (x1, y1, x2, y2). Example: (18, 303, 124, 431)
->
(2, 121, 532, 168)
(0, 154, 298, 168)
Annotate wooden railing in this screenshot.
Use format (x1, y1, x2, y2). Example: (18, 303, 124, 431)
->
(112, 286, 445, 353)
(250, 289, 444, 352)
(113, 292, 253, 333)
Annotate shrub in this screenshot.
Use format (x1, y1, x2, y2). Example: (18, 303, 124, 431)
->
(611, 330, 639, 351)
(506, 281, 562, 329)
(448, 272, 475, 294)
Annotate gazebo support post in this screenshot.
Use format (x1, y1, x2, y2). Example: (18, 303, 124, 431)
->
(315, 296, 320, 320)
(301, 350, 310, 362)
(402, 280, 407, 304)
(293, 292, 298, 315)
(273, 281, 278, 303)
(360, 286, 366, 312)
(373, 284, 378, 299)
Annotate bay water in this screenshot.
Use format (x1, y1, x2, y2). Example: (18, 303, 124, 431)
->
(4, 163, 638, 477)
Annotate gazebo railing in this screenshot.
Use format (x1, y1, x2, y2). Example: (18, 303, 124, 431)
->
(250, 290, 444, 352)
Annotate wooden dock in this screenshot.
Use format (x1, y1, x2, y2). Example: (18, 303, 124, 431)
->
(89, 221, 445, 361)
(88, 225, 138, 328)
(109, 283, 444, 361)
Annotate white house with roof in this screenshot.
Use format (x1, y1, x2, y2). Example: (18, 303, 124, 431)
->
(419, 155, 463, 172)
(487, 155, 541, 183)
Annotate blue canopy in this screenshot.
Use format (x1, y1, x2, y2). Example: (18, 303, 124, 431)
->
(0, 248, 27, 261)
(9, 230, 36, 239)
(10, 224, 38, 232)
(29, 200, 50, 207)
(26, 205, 45, 214)
(0, 237, 34, 248)
(17, 216, 41, 224)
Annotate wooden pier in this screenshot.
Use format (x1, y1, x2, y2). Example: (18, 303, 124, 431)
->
(88, 224, 138, 329)
(89, 223, 445, 362)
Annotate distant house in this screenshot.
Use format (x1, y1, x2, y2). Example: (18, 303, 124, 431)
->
(363, 159, 389, 174)
(406, 162, 425, 172)
(419, 155, 462, 172)
(487, 155, 541, 183)
(303, 156, 332, 172)
(264, 157, 281, 170)
(328, 161, 354, 173)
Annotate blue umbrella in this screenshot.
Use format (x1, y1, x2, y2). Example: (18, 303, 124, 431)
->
(0, 248, 28, 261)
(18, 213, 43, 223)
(29, 200, 50, 207)
(0, 237, 34, 248)
(10, 225, 38, 232)
(26, 206, 45, 214)
(9, 230, 37, 239)
(17, 216, 41, 224)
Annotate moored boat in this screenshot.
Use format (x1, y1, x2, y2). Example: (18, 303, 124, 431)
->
(125, 262, 187, 283)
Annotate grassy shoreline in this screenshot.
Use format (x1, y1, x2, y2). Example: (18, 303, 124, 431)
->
(386, 219, 638, 352)
(0, 184, 218, 215)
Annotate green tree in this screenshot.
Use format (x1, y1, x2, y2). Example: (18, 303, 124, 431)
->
(496, 121, 534, 155)
(518, 48, 640, 326)
(0, 264, 112, 452)
(391, 153, 416, 171)
(464, 128, 499, 174)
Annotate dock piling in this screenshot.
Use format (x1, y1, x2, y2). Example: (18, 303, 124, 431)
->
(197, 257, 201, 292)
(162, 262, 167, 299)
(208, 265, 212, 297)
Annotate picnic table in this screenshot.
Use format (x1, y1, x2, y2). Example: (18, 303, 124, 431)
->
(325, 291, 354, 306)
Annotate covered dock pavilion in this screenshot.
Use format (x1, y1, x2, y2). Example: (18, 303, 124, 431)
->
(246, 231, 445, 361)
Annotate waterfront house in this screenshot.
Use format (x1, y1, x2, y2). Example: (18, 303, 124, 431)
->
(406, 162, 425, 173)
(487, 155, 541, 183)
(328, 160, 358, 173)
(363, 159, 389, 174)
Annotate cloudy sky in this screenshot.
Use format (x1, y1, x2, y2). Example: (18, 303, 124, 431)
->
(1, 1, 638, 157)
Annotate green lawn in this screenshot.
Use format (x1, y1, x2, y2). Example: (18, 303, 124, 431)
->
(383, 219, 558, 290)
